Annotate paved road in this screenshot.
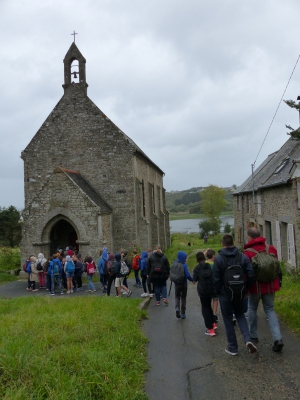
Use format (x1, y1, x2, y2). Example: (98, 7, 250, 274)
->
(142, 282, 300, 400)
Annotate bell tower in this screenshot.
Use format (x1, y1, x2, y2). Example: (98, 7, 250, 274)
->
(62, 42, 88, 94)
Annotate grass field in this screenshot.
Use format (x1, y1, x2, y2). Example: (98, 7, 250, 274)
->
(169, 211, 234, 221)
(0, 296, 148, 399)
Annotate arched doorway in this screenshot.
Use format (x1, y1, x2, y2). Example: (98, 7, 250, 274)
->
(50, 219, 78, 255)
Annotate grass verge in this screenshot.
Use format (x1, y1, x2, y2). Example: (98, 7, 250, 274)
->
(0, 296, 148, 399)
(0, 273, 18, 285)
(275, 270, 300, 338)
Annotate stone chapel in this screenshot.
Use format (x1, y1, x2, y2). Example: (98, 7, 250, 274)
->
(20, 42, 170, 263)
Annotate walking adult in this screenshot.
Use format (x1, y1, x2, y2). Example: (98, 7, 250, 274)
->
(213, 234, 257, 355)
(36, 253, 47, 289)
(244, 227, 284, 352)
(147, 245, 170, 306)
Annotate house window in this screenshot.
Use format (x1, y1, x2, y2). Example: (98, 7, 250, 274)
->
(257, 194, 261, 215)
(265, 221, 272, 245)
(140, 180, 146, 217)
(287, 223, 296, 266)
(297, 181, 300, 209)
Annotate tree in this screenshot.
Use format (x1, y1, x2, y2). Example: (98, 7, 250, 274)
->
(284, 99, 300, 140)
(0, 206, 22, 247)
(200, 184, 227, 219)
(199, 217, 221, 237)
(223, 222, 231, 233)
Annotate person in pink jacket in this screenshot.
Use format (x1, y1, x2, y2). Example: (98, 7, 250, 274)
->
(244, 227, 283, 352)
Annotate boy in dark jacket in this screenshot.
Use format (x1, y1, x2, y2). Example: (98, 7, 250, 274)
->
(174, 251, 193, 319)
(213, 234, 257, 355)
(147, 245, 170, 306)
(193, 252, 216, 336)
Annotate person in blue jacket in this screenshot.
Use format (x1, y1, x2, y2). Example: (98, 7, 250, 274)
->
(49, 254, 63, 295)
(174, 251, 193, 319)
(140, 251, 151, 297)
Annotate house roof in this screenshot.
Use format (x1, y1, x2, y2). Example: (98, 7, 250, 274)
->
(56, 167, 112, 213)
(234, 137, 300, 194)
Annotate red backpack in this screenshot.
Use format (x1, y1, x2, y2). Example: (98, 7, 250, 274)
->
(86, 261, 95, 275)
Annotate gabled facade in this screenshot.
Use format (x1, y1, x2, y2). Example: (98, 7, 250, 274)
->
(20, 43, 170, 264)
(233, 137, 300, 268)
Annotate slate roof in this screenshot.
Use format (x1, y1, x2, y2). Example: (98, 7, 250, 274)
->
(57, 168, 112, 213)
(234, 138, 300, 194)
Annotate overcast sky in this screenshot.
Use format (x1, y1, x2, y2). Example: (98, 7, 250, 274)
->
(1, 0, 300, 209)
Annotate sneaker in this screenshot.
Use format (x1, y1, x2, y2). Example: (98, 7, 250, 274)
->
(175, 308, 180, 318)
(163, 298, 169, 305)
(246, 341, 257, 353)
(213, 323, 218, 330)
(50, 292, 55, 296)
(205, 329, 216, 337)
(250, 337, 259, 344)
(232, 317, 236, 325)
(133, 284, 138, 288)
(70, 290, 73, 293)
(93, 289, 96, 292)
(32, 289, 39, 292)
(141, 293, 148, 297)
(272, 339, 284, 352)
(26, 288, 32, 291)
(225, 348, 238, 356)
(61, 292, 64, 295)
(127, 291, 132, 297)
(139, 284, 143, 288)
(156, 302, 160, 306)
(181, 313, 186, 319)
(87, 289, 92, 292)
(149, 293, 154, 298)
(66, 290, 70, 294)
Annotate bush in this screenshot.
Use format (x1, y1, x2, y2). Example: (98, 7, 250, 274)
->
(0, 247, 20, 272)
(223, 222, 231, 233)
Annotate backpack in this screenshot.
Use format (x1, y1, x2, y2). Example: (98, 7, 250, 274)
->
(246, 246, 280, 283)
(26, 262, 32, 273)
(23, 260, 29, 272)
(132, 255, 140, 270)
(109, 260, 119, 275)
(222, 253, 246, 301)
(120, 261, 130, 276)
(36, 261, 43, 271)
(198, 262, 214, 295)
(65, 260, 75, 274)
(53, 260, 61, 275)
(170, 262, 185, 284)
(86, 261, 95, 275)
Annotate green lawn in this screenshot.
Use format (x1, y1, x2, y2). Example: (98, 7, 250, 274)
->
(0, 296, 148, 399)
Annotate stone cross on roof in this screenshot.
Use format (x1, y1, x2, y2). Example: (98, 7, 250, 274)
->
(71, 30, 78, 43)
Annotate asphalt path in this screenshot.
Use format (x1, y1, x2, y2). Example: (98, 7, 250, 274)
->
(142, 282, 300, 400)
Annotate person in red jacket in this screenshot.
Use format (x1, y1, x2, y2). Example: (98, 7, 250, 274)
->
(244, 227, 283, 352)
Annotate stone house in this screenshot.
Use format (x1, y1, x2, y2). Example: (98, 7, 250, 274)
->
(233, 137, 300, 268)
(20, 43, 170, 264)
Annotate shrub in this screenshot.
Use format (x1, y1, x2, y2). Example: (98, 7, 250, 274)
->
(0, 247, 20, 272)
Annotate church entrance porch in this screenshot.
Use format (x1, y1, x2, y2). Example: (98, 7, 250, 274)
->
(49, 219, 78, 255)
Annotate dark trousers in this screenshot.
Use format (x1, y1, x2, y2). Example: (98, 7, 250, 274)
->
(175, 282, 188, 312)
(76, 273, 82, 289)
(46, 274, 51, 290)
(219, 295, 251, 353)
(100, 273, 107, 288)
(200, 296, 214, 330)
(107, 274, 117, 296)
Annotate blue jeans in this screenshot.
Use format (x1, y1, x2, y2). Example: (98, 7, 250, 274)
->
(88, 274, 95, 290)
(51, 275, 62, 293)
(153, 283, 167, 302)
(248, 292, 282, 342)
(219, 295, 251, 353)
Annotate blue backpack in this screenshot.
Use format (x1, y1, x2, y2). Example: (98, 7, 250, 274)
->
(52, 260, 60, 275)
(26, 262, 32, 273)
(66, 260, 75, 274)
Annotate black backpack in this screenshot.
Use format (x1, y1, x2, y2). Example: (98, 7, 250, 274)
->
(222, 253, 246, 301)
(197, 262, 214, 296)
(170, 262, 185, 284)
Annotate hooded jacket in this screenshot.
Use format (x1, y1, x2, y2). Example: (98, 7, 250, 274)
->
(147, 251, 170, 280)
(37, 253, 47, 273)
(175, 251, 193, 284)
(244, 237, 280, 294)
(213, 246, 254, 297)
(114, 252, 122, 278)
(140, 251, 148, 276)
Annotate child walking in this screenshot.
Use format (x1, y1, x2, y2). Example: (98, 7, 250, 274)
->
(85, 256, 96, 292)
(205, 249, 218, 322)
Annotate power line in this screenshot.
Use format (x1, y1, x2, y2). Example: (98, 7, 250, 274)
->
(253, 54, 300, 167)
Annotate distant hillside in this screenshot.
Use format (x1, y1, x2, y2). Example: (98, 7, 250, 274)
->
(166, 185, 236, 214)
